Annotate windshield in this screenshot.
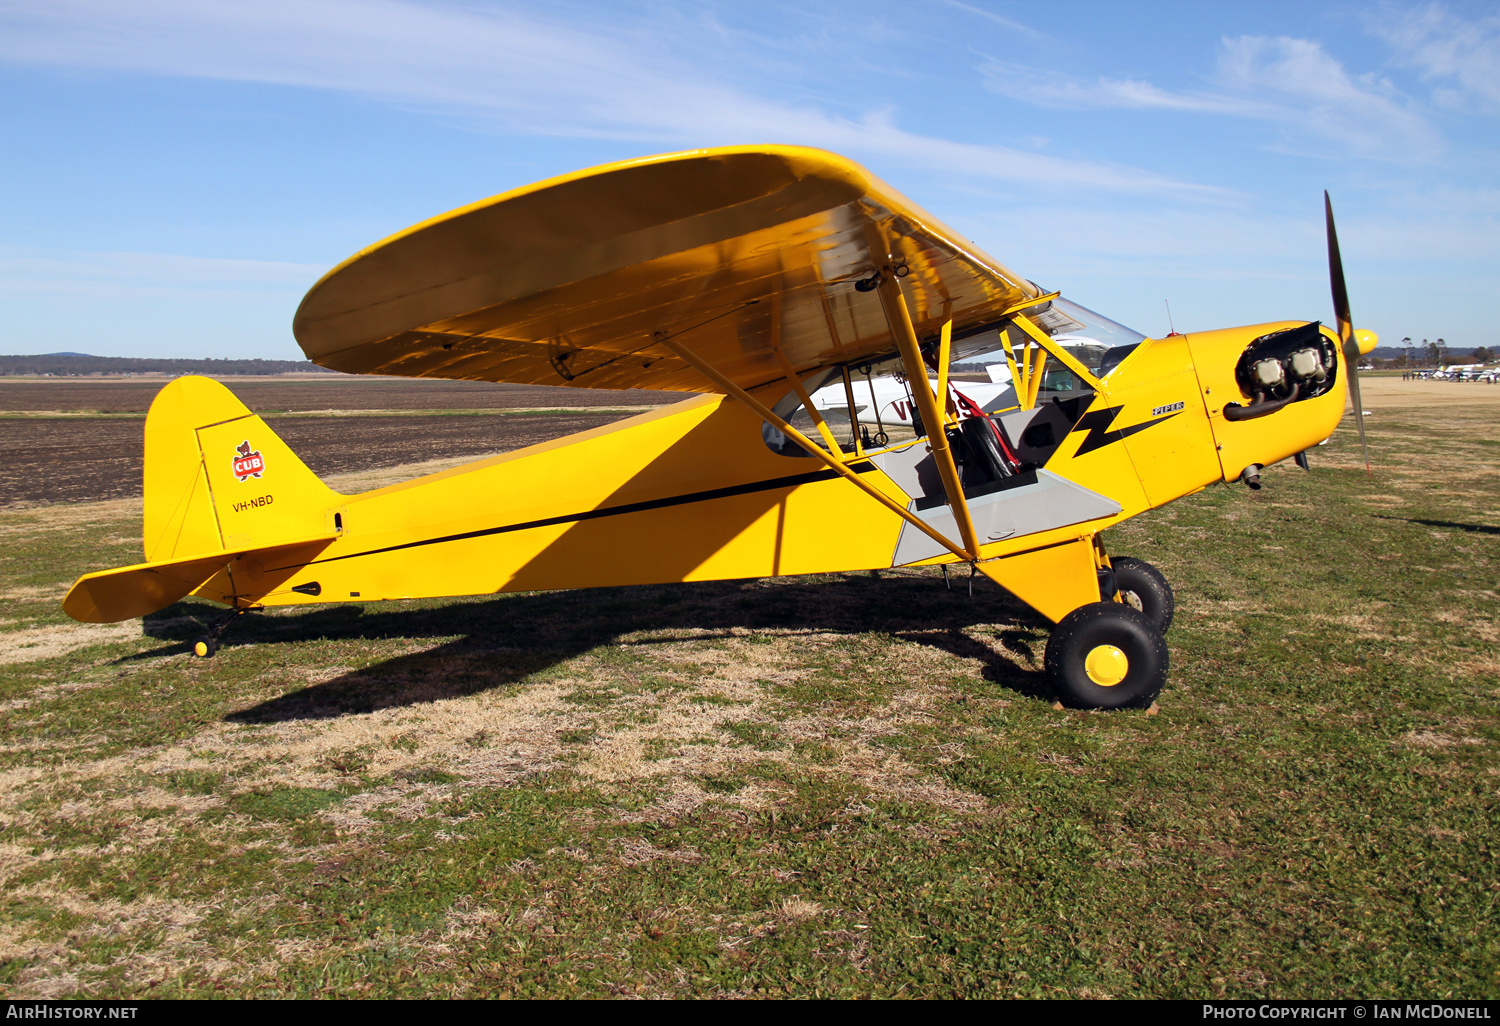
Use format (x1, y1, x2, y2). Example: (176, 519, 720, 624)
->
(1046, 299, 1147, 350)
(1033, 298, 1145, 379)
(960, 296, 1147, 380)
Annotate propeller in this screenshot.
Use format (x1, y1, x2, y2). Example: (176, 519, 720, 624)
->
(1325, 191, 1371, 475)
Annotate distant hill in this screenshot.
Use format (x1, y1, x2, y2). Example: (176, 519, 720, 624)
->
(0, 354, 343, 377)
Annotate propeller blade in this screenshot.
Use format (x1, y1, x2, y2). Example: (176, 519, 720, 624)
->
(1325, 191, 1370, 475)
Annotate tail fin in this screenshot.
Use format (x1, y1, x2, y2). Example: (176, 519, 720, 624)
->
(144, 376, 341, 561)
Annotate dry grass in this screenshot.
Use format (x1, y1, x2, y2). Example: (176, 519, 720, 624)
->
(0, 499, 141, 539)
(0, 622, 140, 665)
(0, 387, 1495, 999)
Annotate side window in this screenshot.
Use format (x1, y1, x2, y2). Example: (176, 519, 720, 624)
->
(759, 296, 1142, 463)
(761, 367, 839, 458)
(761, 362, 922, 458)
(757, 320, 1108, 466)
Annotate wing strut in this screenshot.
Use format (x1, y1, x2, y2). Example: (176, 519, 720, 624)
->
(651, 337, 974, 561)
(1008, 312, 1104, 392)
(875, 273, 982, 561)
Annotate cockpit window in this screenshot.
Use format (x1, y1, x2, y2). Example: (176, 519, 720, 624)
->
(762, 367, 838, 458)
(760, 295, 1147, 460)
(962, 297, 1147, 383)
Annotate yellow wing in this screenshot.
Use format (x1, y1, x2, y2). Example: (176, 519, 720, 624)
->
(294, 146, 1039, 393)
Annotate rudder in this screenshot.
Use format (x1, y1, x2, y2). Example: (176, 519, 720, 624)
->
(143, 376, 340, 561)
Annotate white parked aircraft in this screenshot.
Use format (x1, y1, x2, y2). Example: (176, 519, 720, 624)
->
(805, 361, 1014, 442)
(804, 323, 1141, 444)
(1433, 363, 1487, 380)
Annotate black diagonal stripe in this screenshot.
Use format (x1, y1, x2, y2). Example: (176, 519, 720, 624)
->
(269, 461, 878, 572)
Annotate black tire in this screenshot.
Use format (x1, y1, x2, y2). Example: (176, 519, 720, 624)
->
(1044, 602, 1168, 710)
(1110, 556, 1174, 633)
(191, 635, 217, 659)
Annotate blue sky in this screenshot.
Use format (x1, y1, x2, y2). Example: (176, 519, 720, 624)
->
(2, 0, 1497, 359)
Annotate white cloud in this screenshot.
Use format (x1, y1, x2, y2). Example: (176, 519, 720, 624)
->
(980, 62, 1266, 115)
(972, 197, 1500, 343)
(935, 1, 1044, 40)
(1217, 36, 1437, 155)
(1369, 2, 1500, 113)
(0, 248, 323, 300)
(982, 34, 1437, 159)
(993, 196, 1500, 270)
(0, 0, 1210, 195)
(0, 249, 314, 357)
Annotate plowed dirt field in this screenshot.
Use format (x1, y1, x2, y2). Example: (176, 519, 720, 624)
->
(0, 378, 685, 506)
(0, 376, 680, 413)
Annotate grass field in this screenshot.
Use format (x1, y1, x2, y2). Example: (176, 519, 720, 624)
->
(0, 388, 1496, 999)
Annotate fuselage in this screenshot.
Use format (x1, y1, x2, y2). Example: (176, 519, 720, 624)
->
(81, 321, 1344, 627)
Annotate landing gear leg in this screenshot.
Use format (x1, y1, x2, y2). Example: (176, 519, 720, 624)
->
(191, 607, 247, 659)
(975, 537, 1171, 709)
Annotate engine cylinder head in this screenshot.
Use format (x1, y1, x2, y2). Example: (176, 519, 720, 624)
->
(1287, 347, 1326, 381)
(1233, 322, 1339, 405)
(1253, 359, 1285, 388)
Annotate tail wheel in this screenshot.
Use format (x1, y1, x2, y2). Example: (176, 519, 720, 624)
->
(191, 635, 217, 659)
(1110, 556, 1174, 633)
(1044, 602, 1168, 710)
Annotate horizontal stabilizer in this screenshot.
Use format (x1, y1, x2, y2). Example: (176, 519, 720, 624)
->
(63, 535, 336, 624)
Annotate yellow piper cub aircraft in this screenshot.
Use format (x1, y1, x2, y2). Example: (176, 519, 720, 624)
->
(63, 146, 1377, 709)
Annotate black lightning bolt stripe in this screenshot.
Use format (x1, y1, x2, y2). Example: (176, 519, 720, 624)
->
(1071, 406, 1181, 457)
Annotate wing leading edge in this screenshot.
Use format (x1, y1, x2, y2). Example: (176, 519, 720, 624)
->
(293, 146, 1039, 394)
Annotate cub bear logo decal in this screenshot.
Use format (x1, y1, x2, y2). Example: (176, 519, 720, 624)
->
(232, 440, 265, 482)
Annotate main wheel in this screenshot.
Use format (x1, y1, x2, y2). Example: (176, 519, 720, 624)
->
(191, 635, 217, 659)
(1110, 556, 1174, 633)
(1044, 602, 1168, 710)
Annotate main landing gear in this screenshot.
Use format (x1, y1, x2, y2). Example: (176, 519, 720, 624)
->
(1044, 556, 1173, 709)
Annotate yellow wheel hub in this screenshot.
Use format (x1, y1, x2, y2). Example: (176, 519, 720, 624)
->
(193, 641, 210, 658)
(1084, 644, 1129, 686)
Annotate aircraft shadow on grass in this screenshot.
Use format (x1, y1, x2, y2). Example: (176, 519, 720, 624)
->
(135, 574, 1053, 723)
(1377, 516, 1500, 536)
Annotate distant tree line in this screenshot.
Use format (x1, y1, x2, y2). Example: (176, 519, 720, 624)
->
(1365, 343, 1493, 369)
(0, 354, 343, 377)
